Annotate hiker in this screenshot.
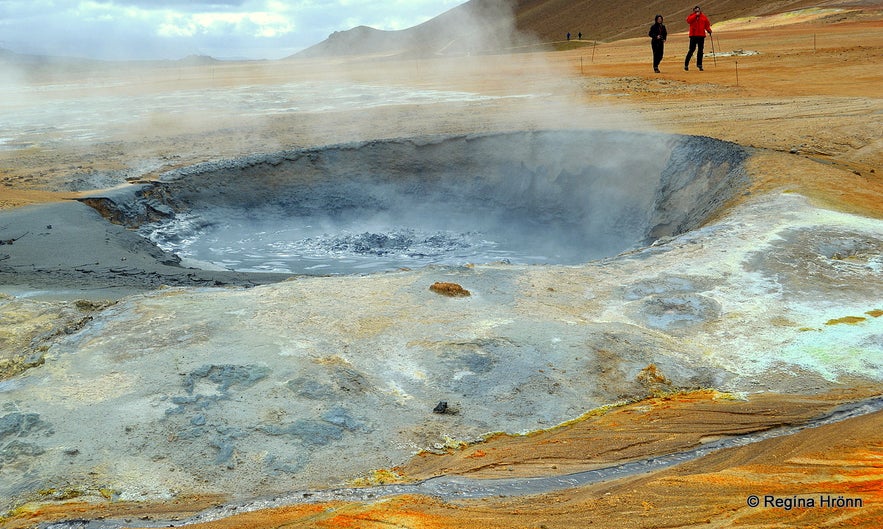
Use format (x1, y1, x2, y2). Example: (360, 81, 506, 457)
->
(648, 14, 667, 73)
(684, 5, 712, 71)
(567, 32, 571, 41)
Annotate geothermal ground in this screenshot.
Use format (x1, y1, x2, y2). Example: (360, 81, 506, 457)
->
(1, 5, 883, 529)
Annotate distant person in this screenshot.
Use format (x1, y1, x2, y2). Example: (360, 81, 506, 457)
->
(567, 32, 571, 41)
(648, 15, 667, 73)
(578, 32, 582, 39)
(684, 5, 712, 71)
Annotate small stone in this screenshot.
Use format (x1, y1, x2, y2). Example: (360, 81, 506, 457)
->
(432, 401, 448, 414)
(429, 282, 470, 297)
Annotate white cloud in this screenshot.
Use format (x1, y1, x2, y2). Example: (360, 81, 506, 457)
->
(157, 14, 198, 38)
(157, 11, 294, 39)
(0, 0, 466, 60)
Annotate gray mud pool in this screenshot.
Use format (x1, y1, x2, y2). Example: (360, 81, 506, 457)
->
(92, 130, 749, 274)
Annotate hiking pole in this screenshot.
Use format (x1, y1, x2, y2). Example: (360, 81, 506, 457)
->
(710, 32, 718, 67)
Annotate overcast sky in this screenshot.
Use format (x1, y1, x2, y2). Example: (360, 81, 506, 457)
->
(0, 0, 468, 60)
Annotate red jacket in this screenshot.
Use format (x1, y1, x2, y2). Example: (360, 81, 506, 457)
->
(686, 12, 712, 37)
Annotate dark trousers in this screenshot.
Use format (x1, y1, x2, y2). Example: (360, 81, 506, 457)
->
(685, 36, 705, 68)
(652, 40, 665, 69)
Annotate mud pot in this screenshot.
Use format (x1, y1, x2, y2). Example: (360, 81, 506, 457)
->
(81, 131, 748, 275)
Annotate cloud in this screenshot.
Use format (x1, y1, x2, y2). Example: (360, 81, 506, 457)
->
(93, 0, 251, 8)
(157, 11, 293, 39)
(0, 0, 466, 60)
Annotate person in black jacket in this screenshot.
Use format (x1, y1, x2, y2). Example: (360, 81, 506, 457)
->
(648, 14, 667, 73)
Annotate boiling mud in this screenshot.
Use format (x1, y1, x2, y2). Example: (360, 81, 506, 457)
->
(144, 204, 603, 274)
(130, 131, 750, 275)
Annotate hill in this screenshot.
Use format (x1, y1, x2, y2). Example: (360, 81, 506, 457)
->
(295, 0, 521, 59)
(294, 0, 864, 58)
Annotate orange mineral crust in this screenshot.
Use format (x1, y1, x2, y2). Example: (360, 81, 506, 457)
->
(114, 404, 881, 529)
(6, 390, 881, 529)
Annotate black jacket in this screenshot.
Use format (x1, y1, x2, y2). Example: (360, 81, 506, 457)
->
(649, 22, 667, 42)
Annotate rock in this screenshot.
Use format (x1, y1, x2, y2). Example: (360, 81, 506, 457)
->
(636, 364, 674, 395)
(430, 282, 470, 297)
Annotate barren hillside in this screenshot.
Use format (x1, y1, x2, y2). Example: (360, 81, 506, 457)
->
(509, 0, 867, 41)
(295, 0, 863, 58)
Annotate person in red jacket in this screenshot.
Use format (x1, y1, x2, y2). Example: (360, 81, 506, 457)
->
(684, 5, 712, 71)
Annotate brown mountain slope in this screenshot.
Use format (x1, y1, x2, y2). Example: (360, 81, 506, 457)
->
(294, 0, 860, 58)
(509, 0, 864, 42)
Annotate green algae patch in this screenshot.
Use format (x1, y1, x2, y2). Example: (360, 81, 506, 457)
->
(523, 389, 739, 438)
(349, 468, 407, 487)
(98, 487, 120, 501)
(825, 316, 867, 325)
(525, 401, 625, 435)
(37, 487, 84, 501)
(0, 297, 114, 381)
